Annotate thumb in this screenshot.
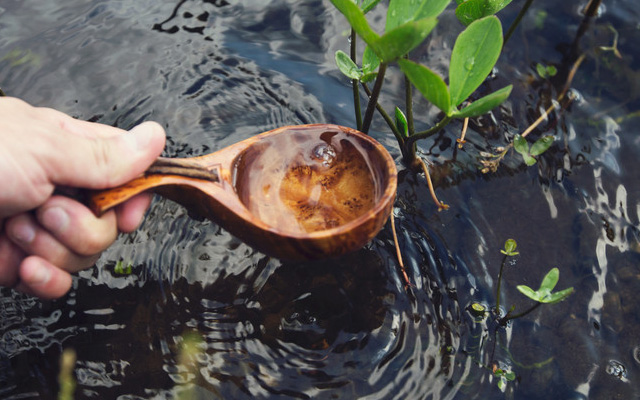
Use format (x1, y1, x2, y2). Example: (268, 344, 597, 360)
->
(46, 121, 166, 189)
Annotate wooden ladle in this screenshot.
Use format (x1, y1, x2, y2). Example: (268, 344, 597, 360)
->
(89, 124, 397, 260)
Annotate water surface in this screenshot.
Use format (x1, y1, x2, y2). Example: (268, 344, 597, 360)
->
(1, 0, 639, 398)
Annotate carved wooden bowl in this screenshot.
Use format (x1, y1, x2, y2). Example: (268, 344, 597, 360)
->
(89, 124, 397, 260)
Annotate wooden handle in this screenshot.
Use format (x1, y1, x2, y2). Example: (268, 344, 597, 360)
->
(87, 157, 219, 216)
(145, 157, 219, 182)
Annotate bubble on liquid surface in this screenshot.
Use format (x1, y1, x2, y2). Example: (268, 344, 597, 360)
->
(605, 360, 627, 380)
(311, 143, 336, 167)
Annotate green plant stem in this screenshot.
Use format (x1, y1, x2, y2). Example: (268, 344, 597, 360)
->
(495, 254, 508, 313)
(361, 62, 388, 134)
(361, 83, 404, 143)
(501, 302, 542, 324)
(503, 0, 534, 47)
(404, 67, 415, 136)
(350, 29, 363, 131)
(402, 116, 451, 164)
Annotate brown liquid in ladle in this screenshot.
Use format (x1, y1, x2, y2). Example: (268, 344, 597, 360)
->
(89, 124, 397, 260)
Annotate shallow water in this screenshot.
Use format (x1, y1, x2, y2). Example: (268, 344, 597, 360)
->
(1, 0, 640, 398)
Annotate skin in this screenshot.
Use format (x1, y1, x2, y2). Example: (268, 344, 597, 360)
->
(0, 97, 166, 299)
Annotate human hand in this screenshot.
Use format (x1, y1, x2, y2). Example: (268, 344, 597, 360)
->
(0, 97, 166, 299)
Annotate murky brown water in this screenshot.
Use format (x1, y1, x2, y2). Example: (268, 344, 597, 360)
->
(235, 127, 378, 234)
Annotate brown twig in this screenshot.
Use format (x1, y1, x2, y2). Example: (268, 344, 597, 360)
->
(457, 117, 469, 148)
(416, 157, 449, 211)
(559, 53, 586, 102)
(390, 212, 411, 288)
(521, 53, 585, 139)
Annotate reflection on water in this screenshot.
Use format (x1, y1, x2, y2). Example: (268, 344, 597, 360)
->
(1, 0, 640, 398)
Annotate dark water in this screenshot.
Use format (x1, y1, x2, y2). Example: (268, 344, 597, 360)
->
(1, 0, 639, 398)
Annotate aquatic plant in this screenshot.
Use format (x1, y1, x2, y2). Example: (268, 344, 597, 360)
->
(330, 0, 518, 208)
(469, 239, 574, 391)
(496, 239, 574, 324)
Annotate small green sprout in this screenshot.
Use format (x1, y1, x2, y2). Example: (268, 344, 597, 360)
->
(500, 239, 519, 256)
(395, 107, 409, 138)
(536, 63, 558, 79)
(493, 366, 516, 391)
(517, 267, 574, 304)
(513, 134, 554, 166)
(114, 260, 133, 275)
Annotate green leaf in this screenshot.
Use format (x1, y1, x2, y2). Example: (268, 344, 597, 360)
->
(504, 371, 516, 381)
(362, 46, 380, 75)
(513, 134, 529, 155)
(516, 284, 538, 301)
(455, 0, 514, 26)
(330, 0, 380, 46)
(372, 18, 437, 62)
(451, 85, 512, 118)
(395, 107, 409, 137)
(335, 50, 362, 80)
(518, 268, 574, 304)
(361, 72, 378, 83)
(449, 16, 503, 107)
(522, 153, 537, 166)
(530, 135, 554, 156)
(418, 0, 452, 19)
(500, 238, 519, 256)
(398, 58, 451, 115)
(536, 63, 557, 78)
(539, 267, 559, 292)
(545, 287, 574, 304)
(386, 0, 450, 31)
(361, 0, 382, 13)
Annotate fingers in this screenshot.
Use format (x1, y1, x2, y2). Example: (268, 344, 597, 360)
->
(0, 98, 163, 299)
(0, 97, 166, 191)
(115, 193, 153, 232)
(0, 234, 25, 288)
(6, 210, 104, 273)
(0, 235, 72, 299)
(43, 120, 166, 189)
(2, 194, 152, 299)
(5, 194, 148, 274)
(17, 256, 73, 300)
